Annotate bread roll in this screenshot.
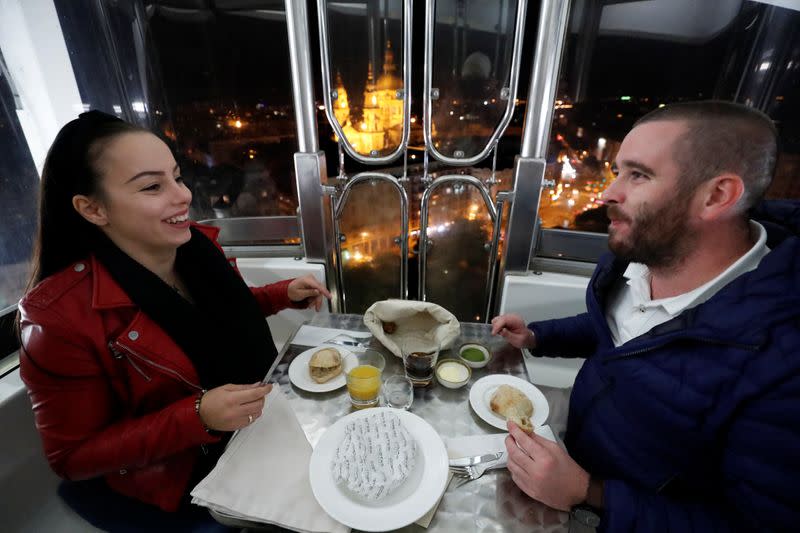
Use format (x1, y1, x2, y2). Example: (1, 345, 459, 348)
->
(490, 384, 535, 434)
(507, 414, 534, 435)
(309, 348, 342, 383)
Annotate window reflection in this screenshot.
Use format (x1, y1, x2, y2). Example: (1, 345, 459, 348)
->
(55, 1, 300, 230)
(423, 183, 494, 322)
(339, 179, 403, 314)
(147, 4, 299, 223)
(540, 0, 800, 234)
(430, 0, 520, 160)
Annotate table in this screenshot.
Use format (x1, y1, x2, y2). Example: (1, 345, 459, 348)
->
(222, 314, 574, 532)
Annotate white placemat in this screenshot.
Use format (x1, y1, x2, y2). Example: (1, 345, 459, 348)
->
(191, 384, 349, 533)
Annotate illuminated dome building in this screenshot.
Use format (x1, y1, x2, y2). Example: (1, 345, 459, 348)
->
(336, 41, 404, 155)
(333, 72, 350, 129)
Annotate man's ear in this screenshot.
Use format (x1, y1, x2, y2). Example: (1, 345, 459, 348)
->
(697, 173, 745, 222)
(72, 194, 109, 226)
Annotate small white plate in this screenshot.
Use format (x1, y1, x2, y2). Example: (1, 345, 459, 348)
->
(288, 345, 358, 393)
(309, 408, 449, 532)
(469, 374, 550, 430)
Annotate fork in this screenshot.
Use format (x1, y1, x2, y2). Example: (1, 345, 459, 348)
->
(449, 461, 498, 481)
(328, 333, 372, 348)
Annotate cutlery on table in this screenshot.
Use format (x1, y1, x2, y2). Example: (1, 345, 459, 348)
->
(448, 452, 503, 468)
(327, 333, 372, 348)
(327, 339, 370, 348)
(448, 452, 505, 482)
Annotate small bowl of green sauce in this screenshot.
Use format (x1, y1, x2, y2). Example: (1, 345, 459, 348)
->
(458, 343, 490, 368)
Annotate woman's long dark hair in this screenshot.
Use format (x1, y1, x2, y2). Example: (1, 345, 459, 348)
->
(28, 111, 148, 288)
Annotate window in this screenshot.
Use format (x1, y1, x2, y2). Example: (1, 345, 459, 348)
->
(317, 0, 539, 320)
(535, 0, 800, 261)
(53, 0, 301, 243)
(0, 48, 38, 357)
(322, 0, 406, 159)
(428, 0, 521, 162)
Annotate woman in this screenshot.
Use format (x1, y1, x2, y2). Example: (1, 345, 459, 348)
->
(17, 111, 330, 529)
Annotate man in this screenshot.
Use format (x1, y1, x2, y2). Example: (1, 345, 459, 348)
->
(492, 101, 799, 532)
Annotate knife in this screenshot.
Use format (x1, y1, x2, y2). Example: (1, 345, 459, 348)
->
(449, 451, 504, 467)
(327, 339, 368, 348)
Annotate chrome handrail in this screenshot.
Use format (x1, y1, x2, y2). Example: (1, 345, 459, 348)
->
(494, 0, 571, 317)
(485, 190, 512, 322)
(332, 172, 409, 311)
(317, 0, 413, 165)
(418, 175, 498, 313)
(423, 0, 528, 166)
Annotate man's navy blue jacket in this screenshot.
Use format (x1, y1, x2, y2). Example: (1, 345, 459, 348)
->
(530, 201, 800, 532)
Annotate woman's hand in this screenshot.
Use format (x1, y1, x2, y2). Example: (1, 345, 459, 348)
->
(288, 274, 332, 312)
(505, 421, 590, 511)
(198, 383, 272, 432)
(491, 314, 536, 349)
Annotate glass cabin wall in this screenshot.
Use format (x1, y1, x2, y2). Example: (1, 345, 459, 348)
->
(321, 0, 537, 321)
(429, 0, 520, 160)
(537, 0, 800, 247)
(324, 0, 406, 159)
(338, 178, 404, 314)
(0, 49, 38, 314)
(54, 0, 302, 237)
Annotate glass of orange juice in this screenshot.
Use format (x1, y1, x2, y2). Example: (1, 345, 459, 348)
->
(346, 349, 386, 409)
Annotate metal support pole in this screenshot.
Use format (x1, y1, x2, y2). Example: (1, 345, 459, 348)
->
(520, 0, 570, 159)
(286, 0, 319, 153)
(286, 0, 339, 310)
(496, 0, 570, 315)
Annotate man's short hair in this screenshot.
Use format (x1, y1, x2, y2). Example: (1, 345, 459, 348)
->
(634, 101, 778, 212)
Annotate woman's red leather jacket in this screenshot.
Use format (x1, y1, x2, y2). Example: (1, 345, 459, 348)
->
(18, 224, 297, 511)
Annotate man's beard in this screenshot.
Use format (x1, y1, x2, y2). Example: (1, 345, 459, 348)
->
(607, 190, 696, 269)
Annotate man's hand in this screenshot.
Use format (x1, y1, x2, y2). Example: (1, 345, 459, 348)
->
(199, 383, 272, 431)
(505, 421, 590, 511)
(491, 314, 536, 349)
(287, 274, 332, 311)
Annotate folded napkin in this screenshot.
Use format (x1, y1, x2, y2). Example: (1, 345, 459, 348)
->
(445, 425, 557, 468)
(191, 384, 349, 533)
(291, 325, 371, 348)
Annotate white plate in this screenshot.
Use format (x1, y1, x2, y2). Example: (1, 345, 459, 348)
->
(469, 374, 550, 430)
(309, 408, 449, 532)
(288, 345, 358, 393)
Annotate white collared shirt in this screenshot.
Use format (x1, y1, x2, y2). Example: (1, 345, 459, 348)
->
(605, 221, 770, 347)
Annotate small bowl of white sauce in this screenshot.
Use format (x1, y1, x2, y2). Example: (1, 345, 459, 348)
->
(435, 359, 471, 389)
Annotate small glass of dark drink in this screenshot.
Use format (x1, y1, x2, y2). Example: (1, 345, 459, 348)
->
(400, 339, 440, 387)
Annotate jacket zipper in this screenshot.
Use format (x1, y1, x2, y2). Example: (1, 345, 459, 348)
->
(603, 336, 760, 363)
(109, 340, 202, 391)
(110, 341, 211, 455)
(108, 341, 152, 382)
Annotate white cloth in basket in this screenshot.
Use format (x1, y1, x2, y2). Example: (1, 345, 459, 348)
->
(363, 299, 460, 358)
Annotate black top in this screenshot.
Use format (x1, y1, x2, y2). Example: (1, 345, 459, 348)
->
(93, 227, 280, 485)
